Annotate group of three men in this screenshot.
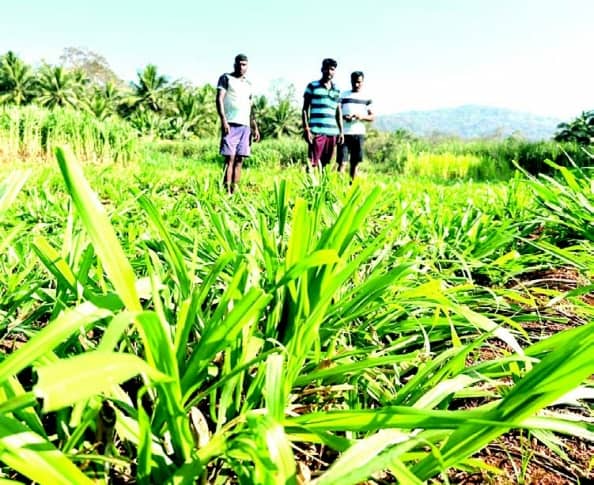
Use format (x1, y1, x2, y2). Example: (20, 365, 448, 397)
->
(216, 55, 374, 193)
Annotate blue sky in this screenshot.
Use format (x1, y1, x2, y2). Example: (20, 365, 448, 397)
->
(2, 0, 593, 118)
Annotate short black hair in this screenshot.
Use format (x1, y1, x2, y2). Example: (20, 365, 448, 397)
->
(235, 53, 248, 63)
(351, 71, 364, 82)
(321, 58, 337, 69)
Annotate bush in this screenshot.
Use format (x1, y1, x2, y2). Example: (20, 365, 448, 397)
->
(365, 130, 591, 180)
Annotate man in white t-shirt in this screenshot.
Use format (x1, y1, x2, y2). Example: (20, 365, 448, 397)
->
(338, 71, 374, 180)
(216, 54, 260, 194)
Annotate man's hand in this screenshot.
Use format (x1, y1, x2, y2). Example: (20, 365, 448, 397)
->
(337, 133, 344, 145)
(303, 127, 313, 144)
(252, 129, 260, 143)
(222, 120, 230, 135)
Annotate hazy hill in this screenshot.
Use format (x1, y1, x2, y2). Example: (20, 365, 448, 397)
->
(374, 105, 563, 140)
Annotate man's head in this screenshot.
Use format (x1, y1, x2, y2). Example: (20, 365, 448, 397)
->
(234, 54, 248, 77)
(320, 58, 337, 81)
(350, 71, 364, 92)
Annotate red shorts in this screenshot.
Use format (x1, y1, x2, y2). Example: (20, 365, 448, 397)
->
(308, 135, 337, 167)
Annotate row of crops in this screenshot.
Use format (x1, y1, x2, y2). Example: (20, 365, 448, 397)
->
(0, 141, 593, 483)
(4, 104, 594, 180)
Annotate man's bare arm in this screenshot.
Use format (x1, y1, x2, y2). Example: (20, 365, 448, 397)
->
(302, 94, 313, 143)
(216, 89, 230, 134)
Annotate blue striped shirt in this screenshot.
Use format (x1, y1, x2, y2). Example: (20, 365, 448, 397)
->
(304, 80, 340, 136)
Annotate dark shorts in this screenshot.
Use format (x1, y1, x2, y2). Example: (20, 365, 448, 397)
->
(338, 134, 365, 165)
(220, 124, 251, 157)
(308, 135, 337, 167)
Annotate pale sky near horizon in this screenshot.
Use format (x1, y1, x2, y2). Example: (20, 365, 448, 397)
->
(2, 0, 593, 119)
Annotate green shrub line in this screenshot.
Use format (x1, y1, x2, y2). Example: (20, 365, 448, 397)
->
(2, 104, 592, 184)
(147, 133, 591, 182)
(365, 131, 591, 179)
(0, 105, 137, 163)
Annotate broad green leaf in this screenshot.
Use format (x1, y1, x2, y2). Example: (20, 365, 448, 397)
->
(265, 353, 286, 421)
(0, 301, 110, 384)
(34, 351, 170, 412)
(0, 415, 94, 485)
(315, 429, 420, 485)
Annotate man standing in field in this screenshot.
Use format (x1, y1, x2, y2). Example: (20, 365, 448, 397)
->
(216, 54, 260, 194)
(302, 58, 344, 170)
(338, 71, 374, 180)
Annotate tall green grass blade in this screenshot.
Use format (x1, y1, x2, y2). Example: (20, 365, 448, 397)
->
(134, 311, 194, 462)
(138, 194, 192, 298)
(55, 146, 141, 312)
(32, 236, 78, 291)
(181, 287, 271, 392)
(0, 415, 94, 485)
(0, 170, 30, 214)
(0, 377, 44, 436)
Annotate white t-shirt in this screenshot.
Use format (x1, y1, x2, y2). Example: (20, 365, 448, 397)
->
(217, 73, 253, 126)
(340, 90, 373, 135)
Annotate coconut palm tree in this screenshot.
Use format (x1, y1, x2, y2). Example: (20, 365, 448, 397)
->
(0, 51, 36, 105)
(70, 67, 91, 98)
(251, 94, 270, 126)
(167, 86, 202, 138)
(82, 81, 123, 120)
(192, 84, 218, 137)
(261, 99, 300, 138)
(128, 109, 169, 139)
(36, 65, 79, 109)
(129, 64, 169, 112)
(83, 90, 111, 120)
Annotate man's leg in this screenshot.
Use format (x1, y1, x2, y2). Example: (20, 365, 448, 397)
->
(223, 154, 235, 193)
(350, 159, 360, 180)
(230, 126, 250, 192)
(221, 127, 237, 194)
(231, 156, 244, 192)
(350, 135, 364, 181)
(337, 139, 348, 173)
(308, 136, 323, 170)
(320, 135, 337, 169)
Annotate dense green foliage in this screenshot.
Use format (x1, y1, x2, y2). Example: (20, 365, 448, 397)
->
(0, 145, 593, 483)
(554, 109, 594, 144)
(1, 99, 591, 183)
(365, 130, 590, 177)
(0, 105, 137, 163)
(0, 50, 300, 142)
(3, 49, 592, 152)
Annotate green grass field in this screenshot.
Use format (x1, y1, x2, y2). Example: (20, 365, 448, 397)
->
(0, 137, 593, 484)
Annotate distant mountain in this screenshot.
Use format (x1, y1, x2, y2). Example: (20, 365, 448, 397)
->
(374, 105, 563, 140)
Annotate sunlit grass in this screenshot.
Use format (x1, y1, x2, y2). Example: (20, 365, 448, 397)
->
(0, 145, 592, 483)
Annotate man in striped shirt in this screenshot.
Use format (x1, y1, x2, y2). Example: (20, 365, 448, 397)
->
(302, 58, 344, 169)
(338, 71, 374, 180)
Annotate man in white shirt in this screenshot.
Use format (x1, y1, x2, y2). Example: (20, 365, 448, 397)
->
(216, 54, 260, 194)
(338, 71, 374, 180)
